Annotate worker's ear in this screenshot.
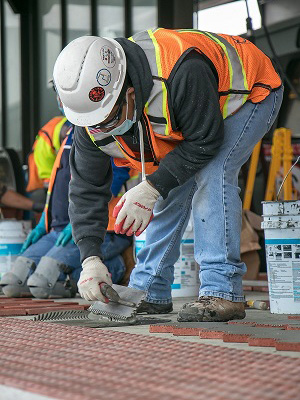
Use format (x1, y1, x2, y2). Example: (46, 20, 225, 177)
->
(127, 87, 135, 101)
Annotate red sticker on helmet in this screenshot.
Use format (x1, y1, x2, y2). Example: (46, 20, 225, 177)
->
(89, 87, 105, 102)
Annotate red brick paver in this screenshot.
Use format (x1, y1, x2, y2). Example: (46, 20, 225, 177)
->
(0, 298, 89, 316)
(150, 321, 300, 351)
(0, 319, 300, 400)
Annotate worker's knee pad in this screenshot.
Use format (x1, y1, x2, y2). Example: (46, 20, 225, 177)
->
(29, 280, 77, 299)
(0, 257, 35, 297)
(27, 256, 76, 299)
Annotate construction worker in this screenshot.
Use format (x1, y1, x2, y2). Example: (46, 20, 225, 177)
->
(26, 93, 72, 194)
(0, 126, 132, 298)
(53, 29, 283, 321)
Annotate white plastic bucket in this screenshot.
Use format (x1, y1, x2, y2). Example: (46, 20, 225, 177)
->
(135, 218, 200, 298)
(0, 220, 31, 279)
(262, 200, 300, 314)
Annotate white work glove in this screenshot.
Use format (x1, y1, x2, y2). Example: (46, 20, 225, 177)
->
(113, 180, 160, 236)
(78, 256, 113, 302)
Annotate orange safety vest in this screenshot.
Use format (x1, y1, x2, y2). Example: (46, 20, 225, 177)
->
(45, 133, 139, 232)
(87, 28, 281, 174)
(26, 117, 68, 192)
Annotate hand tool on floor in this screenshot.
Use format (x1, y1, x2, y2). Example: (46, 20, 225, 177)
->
(88, 284, 146, 322)
(33, 309, 171, 328)
(245, 300, 269, 310)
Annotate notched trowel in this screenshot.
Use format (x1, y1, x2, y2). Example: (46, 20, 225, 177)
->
(88, 284, 146, 323)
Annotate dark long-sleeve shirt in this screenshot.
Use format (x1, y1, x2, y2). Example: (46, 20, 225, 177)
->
(69, 48, 224, 262)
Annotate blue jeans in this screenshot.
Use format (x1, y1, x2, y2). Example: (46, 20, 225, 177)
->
(129, 88, 284, 304)
(23, 231, 128, 284)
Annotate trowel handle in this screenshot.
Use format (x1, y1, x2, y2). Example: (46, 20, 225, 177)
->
(99, 283, 120, 302)
(99, 283, 136, 308)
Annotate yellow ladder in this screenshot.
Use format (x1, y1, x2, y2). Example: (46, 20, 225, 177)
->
(265, 128, 293, 201)
(243, 128, 293, 210)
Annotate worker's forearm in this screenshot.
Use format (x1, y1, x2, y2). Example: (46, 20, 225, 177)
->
(69, 126, 113, 261)
(1, 190, 34, 210)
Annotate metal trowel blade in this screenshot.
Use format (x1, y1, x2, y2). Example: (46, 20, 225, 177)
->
(88, 284, 146, 322)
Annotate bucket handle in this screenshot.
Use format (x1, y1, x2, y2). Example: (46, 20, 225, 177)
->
(276, 155, 300, 200)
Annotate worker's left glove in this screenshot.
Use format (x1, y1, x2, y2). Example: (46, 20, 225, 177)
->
(78, 256, 113, 301)
(55, 223, 74, 247)
(113, 180, 160, 236)
(21, 212, 46, 253)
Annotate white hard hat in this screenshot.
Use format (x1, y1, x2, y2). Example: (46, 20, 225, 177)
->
(53, 36, 126, 127)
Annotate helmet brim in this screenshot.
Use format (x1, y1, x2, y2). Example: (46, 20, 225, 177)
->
(63, 103, 109, 127)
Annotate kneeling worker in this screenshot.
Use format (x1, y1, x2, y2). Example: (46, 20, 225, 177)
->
(0, 126, 132, 298)
(53, 29, 282, 321)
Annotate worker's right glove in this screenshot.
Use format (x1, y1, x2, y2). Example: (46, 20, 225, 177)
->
(113, 180, 160, 236)
(78, 256, 113, 302)
(21, 212, 46, 253)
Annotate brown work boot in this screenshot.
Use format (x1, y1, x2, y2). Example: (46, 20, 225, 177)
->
(177, 296, 246, 322)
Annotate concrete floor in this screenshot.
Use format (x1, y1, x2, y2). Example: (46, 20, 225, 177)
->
(17, 290, 300, 358)
(105, 292, 300, 359)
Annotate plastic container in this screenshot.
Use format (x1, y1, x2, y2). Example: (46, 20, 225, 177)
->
(262, 200, 300, 314)
(0, 220, 31, 279)
(135, 218, 200, 298)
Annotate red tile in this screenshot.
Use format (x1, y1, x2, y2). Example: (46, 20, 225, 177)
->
(0, 309, 27, 316)
(199, 330, 224, 339)
(149, 325, 175, 333)
(0, 319, 300, 400)
(242, 286, 253, 291)
(248, 338, 277, 347)
(172, 327, 202, 336)
(223, 333, 250, 343)
(276, 342, 300, 352)
(25, 305, 86, 315)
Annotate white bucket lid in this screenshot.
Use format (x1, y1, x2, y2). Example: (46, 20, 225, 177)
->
(0, 220, 31, 239)
(262, 200, 300, 217)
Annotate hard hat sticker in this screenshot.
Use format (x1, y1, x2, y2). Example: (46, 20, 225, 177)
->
(96, 69, 112, 86)
(89, 87, 105, 102)
(100, 46, 116, 68)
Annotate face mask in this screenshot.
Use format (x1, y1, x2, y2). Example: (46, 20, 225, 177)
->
(88, 91, 136, 137)
(108, 109, 136, 136)
(105, 94, 136, 136)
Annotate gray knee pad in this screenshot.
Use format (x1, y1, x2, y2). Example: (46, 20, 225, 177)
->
(30, 281, 77, 299)
(0, 257, 35, 297)
(27, 256, 76, 299)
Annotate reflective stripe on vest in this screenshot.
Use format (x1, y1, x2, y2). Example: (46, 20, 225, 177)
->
(130, 30, 169, 136)
(85, 127, 126, 159)
(190, 30, 249, 117)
